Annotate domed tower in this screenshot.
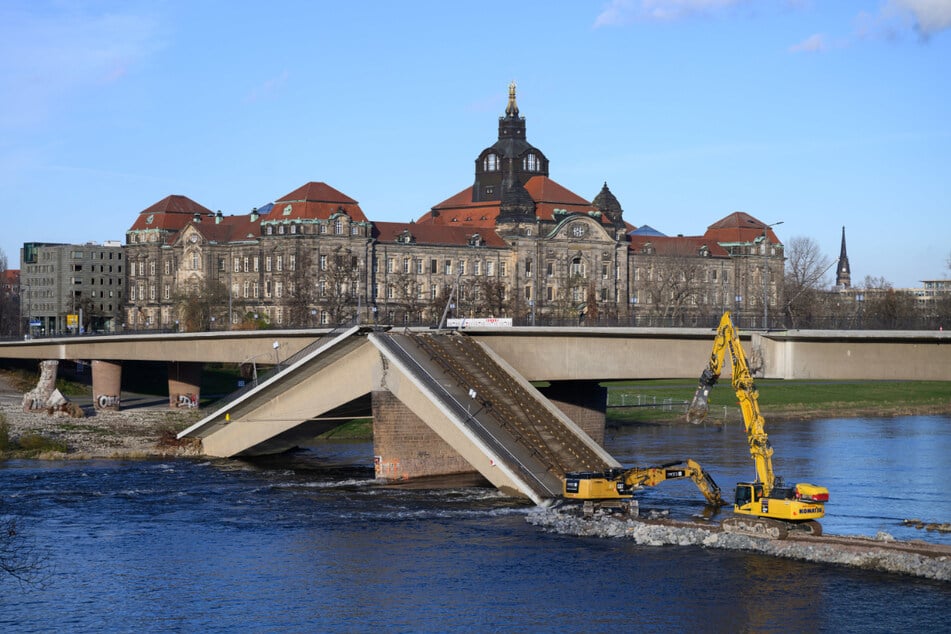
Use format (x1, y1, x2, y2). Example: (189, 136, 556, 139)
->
(592, 182, 625, 229)
(496, 161, 537, 226)
(473, 82, 549, 203)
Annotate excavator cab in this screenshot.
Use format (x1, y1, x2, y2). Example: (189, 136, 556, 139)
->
(733, 483, 764, 510)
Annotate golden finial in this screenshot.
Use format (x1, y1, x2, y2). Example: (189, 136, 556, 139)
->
(505, 80, 519, 117)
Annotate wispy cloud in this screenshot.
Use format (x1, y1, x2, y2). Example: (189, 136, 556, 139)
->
(245, 70, 290, 103)
(0, 5, 162, 128)
(594, 0, 748, 27)
(789, 33, 828, 53)
(886, 0, 951, 38)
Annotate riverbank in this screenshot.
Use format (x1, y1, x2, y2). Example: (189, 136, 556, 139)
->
(607, 379, 951, 424)
(0, 372, 202, 459)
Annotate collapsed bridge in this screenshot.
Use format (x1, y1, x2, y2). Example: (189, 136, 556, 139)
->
(179, 326, 617, 505)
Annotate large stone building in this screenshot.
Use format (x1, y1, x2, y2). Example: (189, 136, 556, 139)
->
(123, 84, 785, 331)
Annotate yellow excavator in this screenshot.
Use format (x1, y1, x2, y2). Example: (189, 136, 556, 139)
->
(687, 311, 828, 539)
(563, 458, 725, 518)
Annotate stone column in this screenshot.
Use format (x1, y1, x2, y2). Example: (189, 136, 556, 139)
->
(371, 390, 475, 481)
(168, 361, 203, 409)
(92, 360, 123, 411)
(539, 380, 607, 446)
(22, 360, 59, 412)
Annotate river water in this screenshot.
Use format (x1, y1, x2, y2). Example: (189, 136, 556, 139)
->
(2, 415, 949, 632)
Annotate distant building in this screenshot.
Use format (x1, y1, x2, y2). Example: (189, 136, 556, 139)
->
(0, 269, 17, 296)
(0, 268, 19, 338)
(19, 241, 125, 335)
(121, 84, 785, 330)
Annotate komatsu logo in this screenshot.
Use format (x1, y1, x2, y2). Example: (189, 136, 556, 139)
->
(798, 507, 822, 515)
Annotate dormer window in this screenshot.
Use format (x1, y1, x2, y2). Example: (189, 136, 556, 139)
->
(483, 153, 499, 172)
(523, 153, 539, 172)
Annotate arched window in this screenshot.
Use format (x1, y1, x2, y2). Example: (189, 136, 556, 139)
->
(571, 257, 585, 277)
(483, 153, 499, 172)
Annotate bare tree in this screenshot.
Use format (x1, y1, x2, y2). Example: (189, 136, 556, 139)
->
(318, 248, 361, 325)
(861, 276, 917, 329)
(640, 249, 704, 325)
(584, 281, 600, 324)
(285, 250, 317, 327)
(1, 502, 49, 587)
(174, 277, 229, 331)
(0, 248, 19, 337)
(464, 277, 510, 318)
(783, 236, 834, 328)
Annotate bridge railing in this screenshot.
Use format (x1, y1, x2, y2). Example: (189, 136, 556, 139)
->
(204, 318, 363, 412)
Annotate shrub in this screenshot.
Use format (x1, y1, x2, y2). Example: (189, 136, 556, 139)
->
(16, 434, 68, 453)
(0, 414, 10, 451)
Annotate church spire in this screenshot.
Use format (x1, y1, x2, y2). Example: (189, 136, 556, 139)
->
(836, 226, 851, 289)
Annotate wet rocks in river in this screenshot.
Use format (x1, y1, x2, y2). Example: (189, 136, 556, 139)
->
(527, 508, 951, 582)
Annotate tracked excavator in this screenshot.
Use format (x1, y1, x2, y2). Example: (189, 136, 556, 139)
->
(563, 458, 725, 518)
(687, 311, 828, 539)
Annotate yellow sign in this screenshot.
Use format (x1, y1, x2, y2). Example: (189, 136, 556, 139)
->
(67, 314, 79, 328)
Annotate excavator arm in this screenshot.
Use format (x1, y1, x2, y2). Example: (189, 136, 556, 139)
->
(564, 459, 725, 509)
(686, 311, 775, 496)
(620, 459, 724, 507)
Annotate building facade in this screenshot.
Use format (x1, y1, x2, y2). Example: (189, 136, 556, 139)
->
(19, 241, 125, 335)
(123, 85, 786, 331)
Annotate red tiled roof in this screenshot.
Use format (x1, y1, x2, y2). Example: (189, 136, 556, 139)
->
(628, 234, 730, 258)
(703, 211, 782, 245)
(1, 269, 19, 286)
(272, 182, 368, 222)
(419, 176, 604, 227)
(127, 195, 214, 232)
(373, 221, 507, 248)
(175, 214, 263, 245)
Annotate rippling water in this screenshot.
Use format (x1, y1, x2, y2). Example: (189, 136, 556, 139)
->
(1, 415, 949, 632)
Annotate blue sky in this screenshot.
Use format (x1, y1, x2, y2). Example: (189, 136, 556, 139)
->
(2, 0, 949, 288)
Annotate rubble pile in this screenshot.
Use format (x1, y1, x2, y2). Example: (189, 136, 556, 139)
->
(527, 508, 951, 582)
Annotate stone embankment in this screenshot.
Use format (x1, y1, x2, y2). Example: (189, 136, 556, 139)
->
(0, 374, 201, 458)
(527, 508, 951, 582)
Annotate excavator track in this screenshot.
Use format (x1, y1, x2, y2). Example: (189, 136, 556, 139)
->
(722, 516, 790, 540)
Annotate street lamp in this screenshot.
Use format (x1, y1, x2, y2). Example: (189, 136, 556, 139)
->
(762, 220, 783, 329)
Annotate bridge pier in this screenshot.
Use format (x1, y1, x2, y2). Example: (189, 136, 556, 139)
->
(539, 380, 607, 446)
(168, 362, 202, 409)
(371, 390, 478, 481)
(92, 360, 122, 411)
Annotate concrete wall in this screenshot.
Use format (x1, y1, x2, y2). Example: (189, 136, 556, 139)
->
(756, 333, 951, 381)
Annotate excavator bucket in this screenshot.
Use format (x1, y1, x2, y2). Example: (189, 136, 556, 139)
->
(686, 368, 718, 424)
(686, 385, 710, 424)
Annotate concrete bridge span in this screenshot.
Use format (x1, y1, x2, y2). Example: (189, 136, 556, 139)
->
(461, 327, 951, 382)
(179, 327, 616, 503)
